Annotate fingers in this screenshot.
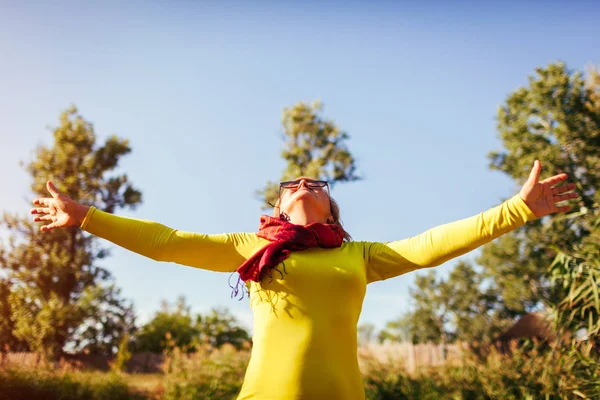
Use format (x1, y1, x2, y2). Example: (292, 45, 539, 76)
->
(31, 204, 59, 232)
(33, 214, 54, 222)
(40, 222, 60, 232)
(552, 183, 577, 196)
(540, 173, 569, 187)
(527, 160, 542, 185)
(32, 198, 51, 206)
(550, 182, 578, 215)
(30, 207, 51, 215)
(47, 181, 61, 199)
(555, 205, 572, 213)
(34, 181, 63, 205)
(554, 192, 578, 203)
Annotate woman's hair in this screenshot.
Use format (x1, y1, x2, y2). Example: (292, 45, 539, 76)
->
(329, 196, 352, 242)
(273, 195, 352, 242)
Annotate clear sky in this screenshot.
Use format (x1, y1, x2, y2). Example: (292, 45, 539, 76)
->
(1, 0, 598, 333)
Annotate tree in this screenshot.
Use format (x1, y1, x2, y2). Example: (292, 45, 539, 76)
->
(258, 100, 361, 208)
(357, 322, 376, 346)
(134, 298, 250, 353)
(381, 262, 501, 345)
(72, 283, 136, 355)
(196, 307, 250, 350)
(550, 210, 600, 342)
(377, 314, 412, 344)
(134, 296, 199, 354)
(484, 61, 600, 311)
(0, 105, 141, 360)
(112, 333, 132, 373)
(398, 62, 600, 345)
(548, 65, 600, 339)
(547, 64, 600, 343)
(0, 278, 28, 353)
(401, 271, 447, 344)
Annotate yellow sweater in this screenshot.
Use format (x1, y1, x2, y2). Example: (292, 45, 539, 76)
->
(81, 194, 536, 400)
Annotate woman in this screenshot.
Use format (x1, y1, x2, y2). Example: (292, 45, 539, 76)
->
(31, 160, 576, 400)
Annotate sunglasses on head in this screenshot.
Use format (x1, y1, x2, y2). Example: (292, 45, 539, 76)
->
(279, 179, 329, 189)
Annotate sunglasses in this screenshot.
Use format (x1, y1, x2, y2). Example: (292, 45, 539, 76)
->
(279, 179, 329, 189)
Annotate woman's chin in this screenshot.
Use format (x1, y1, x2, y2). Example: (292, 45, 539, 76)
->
(292, 190, 318, 202)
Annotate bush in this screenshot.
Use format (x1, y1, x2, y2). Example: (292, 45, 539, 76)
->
(161, 343, 250, 400)
(362, 341, 599, 400)
(112, 334, 133, 373)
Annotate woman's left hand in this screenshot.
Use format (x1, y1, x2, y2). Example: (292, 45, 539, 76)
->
(519, 160, 578, 218)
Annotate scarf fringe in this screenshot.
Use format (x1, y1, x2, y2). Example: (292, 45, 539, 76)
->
(229, 261, 289, 300)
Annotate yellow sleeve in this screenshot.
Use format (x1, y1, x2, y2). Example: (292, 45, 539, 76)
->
(365, 194, 537, 283)
(80, 207, 264, 272)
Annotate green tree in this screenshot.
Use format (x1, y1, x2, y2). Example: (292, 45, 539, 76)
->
(134, 296, 199, 354)
(484, 61, 600, 311)
(377, 313, 412, 344)
(111, 333, 132, 373)
(0, 278, 28, 352)
(357, 322, 376, 345)
(259, 100, 361, 208)
(550, 209, 600, 341)
(398, 61, 600, 345)
(134, 299, 250, 353)
(0, 105, 141, 360)
(547, 190, 600, 397)
(550, 64, 600, 342)
(402, 271, 447, 344)
(72, 283, 136, 355)
(196, 307, 250, 350)
(382, 263, 499, 345)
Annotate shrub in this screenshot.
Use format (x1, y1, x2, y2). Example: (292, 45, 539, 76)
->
(161, 343, 250, 400)
(362, 341, 599, 400)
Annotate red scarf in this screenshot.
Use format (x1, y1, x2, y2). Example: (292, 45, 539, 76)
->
(233, 215, 345, 290)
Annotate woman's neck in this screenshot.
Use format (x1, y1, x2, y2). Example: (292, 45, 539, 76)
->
(285, 206, 327, 226)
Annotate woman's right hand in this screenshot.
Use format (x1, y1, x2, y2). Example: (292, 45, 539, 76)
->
(31, 181, 90, 232)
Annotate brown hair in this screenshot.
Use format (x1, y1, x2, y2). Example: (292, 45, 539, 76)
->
(329, 196, 352, 242)
(272, 195, 352, 242)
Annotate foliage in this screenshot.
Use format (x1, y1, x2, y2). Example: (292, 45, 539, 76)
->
(134, 297, 199, 354)
(358, 322, 376, 345)
(483, 60, 600, 317)
(549, 209, 600, 341)
(134, 297, 250, 354)
(0, 278, 28, 352)
(0, 105, 140, 360)
(196, 307, 250, 350)
(363, 342, 600, 400)
(112, 334, 133, 373)
(395, 61, 600, 345)
(162, 344, 250, 400)
(380, 262, 504, 346)
(258, 100, 361, 208)
(0, 340, 597, 399)
(0, 365, 146, 400)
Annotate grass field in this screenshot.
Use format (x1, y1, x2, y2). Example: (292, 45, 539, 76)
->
(1, 342, 598, 400)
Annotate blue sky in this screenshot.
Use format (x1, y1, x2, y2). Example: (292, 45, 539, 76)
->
(1, 1, 598, 333)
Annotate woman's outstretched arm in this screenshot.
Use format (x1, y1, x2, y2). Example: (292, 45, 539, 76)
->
(31, 181, 263, 272)
(365, 160, 578, 283)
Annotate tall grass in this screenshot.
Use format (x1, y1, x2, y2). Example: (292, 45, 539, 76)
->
(2, 340, 597, 400)
(161, 343, 249, 400)
(0, 364, 146, 400)
(362, 340, 600, 400)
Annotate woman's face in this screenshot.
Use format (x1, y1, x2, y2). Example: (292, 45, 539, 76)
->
(278, 177, 331, 220)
